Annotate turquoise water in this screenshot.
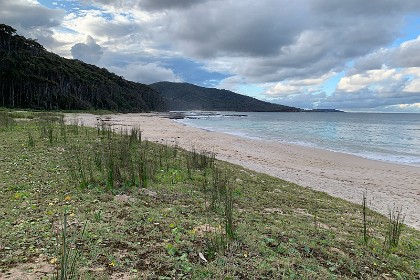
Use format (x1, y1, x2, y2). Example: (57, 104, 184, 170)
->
(176, 112, 420, 166)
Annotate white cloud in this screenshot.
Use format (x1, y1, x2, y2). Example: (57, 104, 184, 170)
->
(402, 67, 420, 76)
(289, 72, 336, 87)
(61, 8, 152, 46)
(216, 76, 244, 91)
(266, 83, 301, 96)
(401, 68, 420, 92)
(398, 103, 420, 108)
(337, 69, 399, 92)
(264, 72, 336, 97)
(267, 66, 420, 111)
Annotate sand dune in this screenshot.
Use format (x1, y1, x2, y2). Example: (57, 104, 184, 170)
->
(66, 113, 420, 229)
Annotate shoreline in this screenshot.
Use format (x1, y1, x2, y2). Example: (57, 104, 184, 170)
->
(66, 112, 420, 229)
(175, 119, 420, 168)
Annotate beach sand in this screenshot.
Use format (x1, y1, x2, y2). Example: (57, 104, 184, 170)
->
(66, 113, 420, 230)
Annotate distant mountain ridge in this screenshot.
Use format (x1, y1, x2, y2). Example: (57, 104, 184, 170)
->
(150, 82, 300, 112)
(0, 24, 165, 112)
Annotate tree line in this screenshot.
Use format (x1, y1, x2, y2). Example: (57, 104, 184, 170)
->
(0, 24, 165, 112)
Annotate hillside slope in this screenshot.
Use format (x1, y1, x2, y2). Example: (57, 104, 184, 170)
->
(0, 24, 165, 112)
(151, 81, 300, 112)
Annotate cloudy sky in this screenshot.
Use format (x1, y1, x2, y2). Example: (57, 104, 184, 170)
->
(2, 0, 420, 112)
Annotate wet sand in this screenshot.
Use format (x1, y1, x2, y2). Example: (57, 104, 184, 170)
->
(66, 113, 420, 229)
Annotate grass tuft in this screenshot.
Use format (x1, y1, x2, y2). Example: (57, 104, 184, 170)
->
(0, 111, 15, 130)
(384, 206, 405, 252)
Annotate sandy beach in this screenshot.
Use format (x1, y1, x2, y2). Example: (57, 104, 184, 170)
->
(66, 113, 420, 230)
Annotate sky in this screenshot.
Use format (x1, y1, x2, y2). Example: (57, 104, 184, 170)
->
(2, 0, 420, 112)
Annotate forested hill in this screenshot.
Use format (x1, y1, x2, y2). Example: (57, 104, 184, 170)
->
(0, 24, 165, 112)
(150, 82, 300, 112)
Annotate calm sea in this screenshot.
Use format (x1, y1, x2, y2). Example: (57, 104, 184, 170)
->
(176, 112, 420, 167)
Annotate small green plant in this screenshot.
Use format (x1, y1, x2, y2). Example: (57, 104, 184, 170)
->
(52, 211, 87, 280)
(165, 243, 177, 256)
(93, 210, 102, 223)
(203, 170, 235, 258)
(27, 130, 35, 147)
(129, 127, 142, 145)
(205, 229, 227, 261)
(384, 206, 405, 251)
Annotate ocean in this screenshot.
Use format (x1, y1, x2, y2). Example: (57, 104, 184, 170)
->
(176, 112, 420, 167)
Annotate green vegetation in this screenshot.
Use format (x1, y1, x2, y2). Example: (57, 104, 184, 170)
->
(151, 82, 301, 112)
(0, 111, 419, 279)
(0, 24, 165, 112)
(384, 207, 406, 252)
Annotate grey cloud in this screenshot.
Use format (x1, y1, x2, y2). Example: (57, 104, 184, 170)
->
(354, 36, 420, 72)
(250, 16, 401, 81)
(393, 42, 420, 67)
(311, 0, 420, 16)
(94, 50, 181, 82)
(239, 53, 343, 84)
(0, 0, 64, 28)
(107, 63, 181, 84)
(71, 36, 104, 64)
(155, 0, 419, 83)
(64, 0, 420, 85)
(88, 0, 207, 11)
(0, 0, 64, 50)
(138, 0, 206, 11)
(98, 50, 151, 68)
(24, 27, 74, 53)
(16, 27, 60, 51)
(165, 0, 308, 58)
(89, 21, 139, 39)
(351, 50, 390, 72)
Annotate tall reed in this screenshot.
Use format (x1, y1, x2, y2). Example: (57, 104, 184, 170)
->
(362, 191, 369, 245)
(53, 211, 87, 280)
(384, 206, 405, 251)
(224, 184, 235, 240)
